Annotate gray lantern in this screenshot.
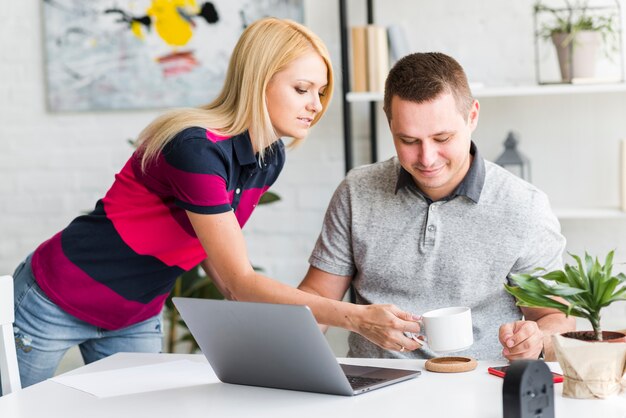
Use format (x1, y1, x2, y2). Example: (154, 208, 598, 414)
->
(495, 131, 531, 182)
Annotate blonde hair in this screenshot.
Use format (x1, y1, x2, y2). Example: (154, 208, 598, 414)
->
(136, 17, 334, 172)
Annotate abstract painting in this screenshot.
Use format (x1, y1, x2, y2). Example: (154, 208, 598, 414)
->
(42, 0, 304, 111)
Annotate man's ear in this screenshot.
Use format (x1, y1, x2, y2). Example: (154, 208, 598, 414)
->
(467, 99, 480, 131)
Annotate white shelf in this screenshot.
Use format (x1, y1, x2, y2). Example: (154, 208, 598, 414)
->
(346, 82, 626, 102)
(474, 82, 626, 98)
(346, 91, 384, 102)
(553, 207, 626, 220)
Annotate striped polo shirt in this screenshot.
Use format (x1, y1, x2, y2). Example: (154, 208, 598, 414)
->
(31, 127, 284, 330)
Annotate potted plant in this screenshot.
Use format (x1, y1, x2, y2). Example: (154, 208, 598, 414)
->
(534, 0, 618, 82)
(505, 250, 626, 399)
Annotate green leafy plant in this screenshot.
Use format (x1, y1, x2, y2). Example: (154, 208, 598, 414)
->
(164, 190, 281, 353)
(163, 265, 223, 353)
(535, 0, 617, 46)
(505, 250, 626, 341)
(535, 1, 615, 34)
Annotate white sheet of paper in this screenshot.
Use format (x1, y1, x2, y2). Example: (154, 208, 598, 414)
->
(50, 360, 214, 398)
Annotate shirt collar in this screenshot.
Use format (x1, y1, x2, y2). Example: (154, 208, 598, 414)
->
(233, 131, 257, 166)
(233, 131, 284, 169)
(395, 141, 485, 203)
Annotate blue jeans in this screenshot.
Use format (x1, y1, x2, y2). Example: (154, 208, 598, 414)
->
(9, 255, 163, 389)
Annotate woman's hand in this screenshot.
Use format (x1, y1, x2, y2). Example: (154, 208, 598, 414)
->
(349, 304, 422, 352)
(298, 266, 422, 352)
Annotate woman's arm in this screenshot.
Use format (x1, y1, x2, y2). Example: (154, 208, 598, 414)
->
(188, 210, 422, 352)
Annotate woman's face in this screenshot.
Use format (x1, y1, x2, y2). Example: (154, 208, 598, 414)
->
(265, 51, 328, 140)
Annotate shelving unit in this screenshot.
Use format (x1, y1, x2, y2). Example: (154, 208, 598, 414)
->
(554, 207, 626, 220)
(339, 0, 377, 172)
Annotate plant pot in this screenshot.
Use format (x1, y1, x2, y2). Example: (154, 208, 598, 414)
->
(561, 330, 626, 342)
(552, 332, 626, 399)
(551, 30, 601, 82)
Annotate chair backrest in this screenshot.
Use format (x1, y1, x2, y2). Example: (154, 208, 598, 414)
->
(0, 275, 21, 395)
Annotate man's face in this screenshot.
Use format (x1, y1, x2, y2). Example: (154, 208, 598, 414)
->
(389, 93, 479, 201)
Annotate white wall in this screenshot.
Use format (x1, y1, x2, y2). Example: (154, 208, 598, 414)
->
(1, 0, 625, 355)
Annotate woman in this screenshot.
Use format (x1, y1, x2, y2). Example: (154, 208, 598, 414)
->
(11, 17, 421, 389)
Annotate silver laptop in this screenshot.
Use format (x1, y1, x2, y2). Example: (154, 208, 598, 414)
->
(172, 298, 420, 396)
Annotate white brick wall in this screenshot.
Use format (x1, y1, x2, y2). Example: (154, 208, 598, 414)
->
(2, 0, 626, 345)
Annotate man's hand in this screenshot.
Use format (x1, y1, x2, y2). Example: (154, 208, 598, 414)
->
(499, 320, 544, 360)
(351, 304, 423, 352)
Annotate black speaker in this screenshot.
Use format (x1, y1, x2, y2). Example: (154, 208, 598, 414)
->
(502, 360, 554, 418)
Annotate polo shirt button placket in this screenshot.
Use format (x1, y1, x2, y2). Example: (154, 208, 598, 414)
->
(424, 223, 437, 247)
(232, 186, 243, 209)
(425, 204, 437, 246)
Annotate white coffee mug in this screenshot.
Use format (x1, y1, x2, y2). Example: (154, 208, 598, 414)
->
(419, 306, 473, 354)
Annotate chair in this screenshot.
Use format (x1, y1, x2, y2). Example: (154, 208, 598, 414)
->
(0, 275, 21, 395)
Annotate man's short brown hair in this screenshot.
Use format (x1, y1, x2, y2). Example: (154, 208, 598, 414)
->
(383, 52, 473, 120)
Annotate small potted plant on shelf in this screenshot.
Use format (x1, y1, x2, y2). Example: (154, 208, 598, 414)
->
(534, 0, 618, 82)
(505, 250, 626, 399)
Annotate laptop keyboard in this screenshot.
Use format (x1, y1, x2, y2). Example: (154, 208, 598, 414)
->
(346, 375, 386, 390)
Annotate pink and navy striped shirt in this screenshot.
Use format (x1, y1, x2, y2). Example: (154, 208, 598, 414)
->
(31, 127, 284, 330)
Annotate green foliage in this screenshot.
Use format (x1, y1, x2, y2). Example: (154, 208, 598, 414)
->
(534, 0, 617, 48)
(505, 250, 626, 341)
(164, 265, 225, 353)
(164, 190, 281, 353)
(535, 0, 615, 35)
(259, 190, 280, 204)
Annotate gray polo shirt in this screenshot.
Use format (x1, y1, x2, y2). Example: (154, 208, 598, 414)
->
(309, 144, 565, 360)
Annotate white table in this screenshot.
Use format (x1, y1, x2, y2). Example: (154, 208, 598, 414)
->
(0, 353, 624, 418)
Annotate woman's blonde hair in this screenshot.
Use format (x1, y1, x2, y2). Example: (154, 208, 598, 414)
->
(136, 17, 334, 171)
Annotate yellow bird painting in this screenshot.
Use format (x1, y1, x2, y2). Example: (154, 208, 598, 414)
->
(106, 1, 219, 75)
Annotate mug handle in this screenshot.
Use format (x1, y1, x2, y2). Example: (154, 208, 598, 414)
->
(404, 319, 429, 351)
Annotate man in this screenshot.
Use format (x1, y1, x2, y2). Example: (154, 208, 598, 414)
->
(299, 52, 574, 360)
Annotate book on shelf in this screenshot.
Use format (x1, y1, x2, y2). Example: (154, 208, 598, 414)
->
(366, 25, 389, 93)
(350, 24, 390, 93)
(387, 24, 410, 63)
(350, 26, 368, 92)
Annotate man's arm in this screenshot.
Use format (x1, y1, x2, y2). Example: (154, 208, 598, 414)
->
(298, 266, 351, 333)
(498, 189, 573, 361)
(298, 266, 423, 352)
(499, 306, 575, 361)
(298, 266, 351, 305)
